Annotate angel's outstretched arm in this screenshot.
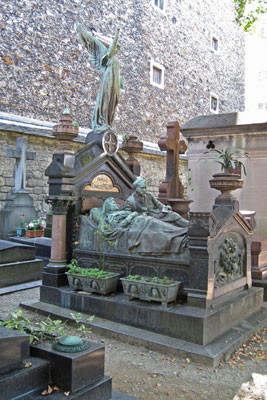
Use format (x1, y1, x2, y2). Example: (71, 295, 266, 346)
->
(107, 25, 120, 58)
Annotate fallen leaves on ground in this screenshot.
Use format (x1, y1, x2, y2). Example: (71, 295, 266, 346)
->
(24, 362, 32, 368)
(41, 385, 53, 396)
(228, 328, 267, 368)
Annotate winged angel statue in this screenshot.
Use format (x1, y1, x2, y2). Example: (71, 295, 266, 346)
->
(76, 23, 121, 134)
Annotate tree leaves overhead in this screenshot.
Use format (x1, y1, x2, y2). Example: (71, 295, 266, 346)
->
(234, 0, 267, 31)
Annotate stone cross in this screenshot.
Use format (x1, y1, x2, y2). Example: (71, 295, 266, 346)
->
(6, 137, 36, 192)
(158, 121, 186, 199)
(158, 121, 191, 219)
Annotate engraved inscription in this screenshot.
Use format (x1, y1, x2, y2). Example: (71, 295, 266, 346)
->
(83, 174, 120, 192)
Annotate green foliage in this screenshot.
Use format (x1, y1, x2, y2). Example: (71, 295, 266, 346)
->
(70, 312, 94, 336)
(122, 134, 129, 143)
(94, 216, 116, 269)
(187, 168, 194, 193)
(204, 147, 249, 175)
(126, 275, 172, 285)
(234, 0, 267, 32)
(68, 259, 114, 278)
(0, 310, 68, 344)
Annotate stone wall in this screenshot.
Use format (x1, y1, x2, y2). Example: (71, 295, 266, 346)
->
(0, 115, 188, 215)
(0, 0, 245, 144)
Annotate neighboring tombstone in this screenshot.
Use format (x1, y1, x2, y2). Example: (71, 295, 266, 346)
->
(0, 240, 43, 289)
(181, 112, 267, 297)
(0, 137, 36, 239)
(158, 121, 192, 219)
(0, 326, 135, 399)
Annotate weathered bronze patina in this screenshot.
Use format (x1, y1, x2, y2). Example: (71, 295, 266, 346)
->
(76, 23, 121, 134)
(53, 335, 90, 353)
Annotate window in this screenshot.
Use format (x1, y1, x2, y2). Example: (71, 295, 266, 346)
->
(150, 60, 164, 89)
(210, 92, 219, 113)
(153, 0, 165, 12)
(211, 36, 219, 52)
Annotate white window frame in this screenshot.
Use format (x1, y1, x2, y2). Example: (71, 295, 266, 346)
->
(150, 60, 165, 89)
(210, 92, 219, 114)
(152, 0, 166, 14)
(211, 35, 219, 53)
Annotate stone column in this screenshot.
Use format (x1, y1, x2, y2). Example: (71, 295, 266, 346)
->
(186, 212, 214, 308)
(42, 196, 75, 287)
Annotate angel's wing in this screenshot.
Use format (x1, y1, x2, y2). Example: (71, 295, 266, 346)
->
(76, 22, 108, 71)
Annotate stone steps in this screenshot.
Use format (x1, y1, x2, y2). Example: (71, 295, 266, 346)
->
(0, 357, 49, 400)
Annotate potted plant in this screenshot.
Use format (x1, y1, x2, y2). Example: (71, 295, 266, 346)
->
(204, 147, 249, 175)
(204, 147, 249, 198)
(120, 274, 182, 307)
(25, 217, 46, 238)
(66, 259, 120, 295)
(16, 214, 26, 237)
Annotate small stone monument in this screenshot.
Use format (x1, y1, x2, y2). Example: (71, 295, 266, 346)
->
(0, 137, 36, 239)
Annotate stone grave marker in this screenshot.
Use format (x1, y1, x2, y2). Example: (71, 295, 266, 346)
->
(0, 137, 36, 239)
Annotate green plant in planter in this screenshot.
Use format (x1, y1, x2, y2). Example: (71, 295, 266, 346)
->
(204, 147, 249, 175)
(126, 275, 172, 285)
(67, 259, 115, 278)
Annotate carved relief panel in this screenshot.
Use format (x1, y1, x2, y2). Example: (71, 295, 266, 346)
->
(214, 232, 246, 287)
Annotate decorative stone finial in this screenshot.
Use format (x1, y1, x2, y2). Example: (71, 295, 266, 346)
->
(53, 109, 79, 154)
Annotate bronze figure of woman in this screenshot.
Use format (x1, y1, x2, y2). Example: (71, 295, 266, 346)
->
(76, 23, 121, 133)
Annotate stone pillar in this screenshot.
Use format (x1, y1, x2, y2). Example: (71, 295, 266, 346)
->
(186, 212, 213, 308)
(42, 196, 75, 287)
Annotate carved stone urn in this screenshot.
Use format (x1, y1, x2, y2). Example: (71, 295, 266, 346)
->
(209, 173, 243, 198)
(121, 135, 143, 176)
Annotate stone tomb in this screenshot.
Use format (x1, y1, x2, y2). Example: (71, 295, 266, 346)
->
(0, 325, 136, 399)
(25, 118, 265, 365)
(181, 112, 267, 299)
(0, 240, 43, 289)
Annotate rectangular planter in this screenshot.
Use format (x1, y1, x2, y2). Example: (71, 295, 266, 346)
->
(66, 272, 120, 295)
(26, 230, 44, 238)
(120, 277, 182, 307)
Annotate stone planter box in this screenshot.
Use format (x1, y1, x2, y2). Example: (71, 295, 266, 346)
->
(66, 272, 120, 295)
(120, 277, 182, 307)
(26, 230, 44, 238)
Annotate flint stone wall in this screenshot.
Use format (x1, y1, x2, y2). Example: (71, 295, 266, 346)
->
(0, 0, 244, 143)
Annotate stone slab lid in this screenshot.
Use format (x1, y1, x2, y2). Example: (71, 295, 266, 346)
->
(0, 239, 36, 264)
(181, 112, 267, 136)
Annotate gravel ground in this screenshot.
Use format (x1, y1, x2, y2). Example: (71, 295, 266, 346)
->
(0, 288, 266, 400)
